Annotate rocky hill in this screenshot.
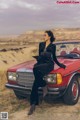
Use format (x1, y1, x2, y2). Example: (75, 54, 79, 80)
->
(17, 28, 80, 43)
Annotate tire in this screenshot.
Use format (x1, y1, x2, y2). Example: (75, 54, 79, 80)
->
(13, 90, 26, 99)
(63, 75, 80, 105)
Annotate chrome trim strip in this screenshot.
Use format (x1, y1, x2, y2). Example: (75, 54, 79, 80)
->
(17, 68, 33, 73)
(48, 88, 59, 91)
(67, 73, 77, 87)
(5, 83, 60, 94)
(5, 83, 29, 90)
(64, 68, 80, 77)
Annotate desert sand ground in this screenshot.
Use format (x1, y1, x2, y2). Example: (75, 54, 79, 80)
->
(0, 89, 80, 120)
(0, 28, 80, 120)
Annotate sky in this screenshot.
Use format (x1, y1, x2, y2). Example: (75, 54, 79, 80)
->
(0, 0, 80, 35)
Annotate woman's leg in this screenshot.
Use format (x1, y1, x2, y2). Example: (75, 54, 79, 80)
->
(30, 80, 39, 105)
(30, 67, 46, 106)
(30, 62, 54, 105)
(28, 63, 54, 115)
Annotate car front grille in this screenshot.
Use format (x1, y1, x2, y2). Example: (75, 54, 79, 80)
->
(17, 71, 35, 89)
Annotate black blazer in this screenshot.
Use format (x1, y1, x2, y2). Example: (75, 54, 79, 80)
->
(39, 41, 61, 67)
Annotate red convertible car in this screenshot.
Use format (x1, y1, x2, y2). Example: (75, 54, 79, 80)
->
(5, 41, 80, 105)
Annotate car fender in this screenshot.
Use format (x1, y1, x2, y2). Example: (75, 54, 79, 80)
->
(63, 72, 80, 95)
(67, 72, 80, 87)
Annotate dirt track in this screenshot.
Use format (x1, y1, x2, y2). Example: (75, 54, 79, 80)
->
(0, 89, 80, 120)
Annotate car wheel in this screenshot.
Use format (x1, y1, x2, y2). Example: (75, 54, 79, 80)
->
(13, 90, 26, 99)
(63, 75, 80, 105)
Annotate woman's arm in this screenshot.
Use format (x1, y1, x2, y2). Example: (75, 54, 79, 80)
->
(51, 44, 66, 68)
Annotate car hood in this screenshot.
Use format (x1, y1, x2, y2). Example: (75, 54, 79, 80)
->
(8, 58, 80, 76)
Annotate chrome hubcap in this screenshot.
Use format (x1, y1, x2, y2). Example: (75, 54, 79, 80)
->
(72, 81, 79, 100)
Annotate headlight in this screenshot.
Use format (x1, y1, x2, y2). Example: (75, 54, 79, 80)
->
(8, 72, 17, 81)
(43, 74, 57, 84)
(43, 73, 62, 84)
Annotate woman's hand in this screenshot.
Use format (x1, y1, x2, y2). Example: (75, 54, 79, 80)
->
(60, 63, 66, 69)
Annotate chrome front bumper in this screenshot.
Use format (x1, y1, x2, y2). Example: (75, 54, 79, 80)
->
(5, 83, 66, 96)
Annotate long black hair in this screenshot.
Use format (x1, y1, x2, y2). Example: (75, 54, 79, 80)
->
(45, 30, 55, 43)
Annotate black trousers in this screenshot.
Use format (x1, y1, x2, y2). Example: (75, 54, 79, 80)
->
(30, 61, 54, 105)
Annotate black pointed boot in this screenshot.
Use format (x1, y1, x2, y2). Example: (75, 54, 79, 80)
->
(28, 104, 35, 115)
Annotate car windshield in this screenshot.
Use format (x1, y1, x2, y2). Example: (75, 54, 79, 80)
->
(55, 41, 80, 59)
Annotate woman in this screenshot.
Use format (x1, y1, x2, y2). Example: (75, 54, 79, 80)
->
(28, 30, 66, 115)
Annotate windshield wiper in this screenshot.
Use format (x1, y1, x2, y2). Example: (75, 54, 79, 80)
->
(57, 54, 80, 59)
